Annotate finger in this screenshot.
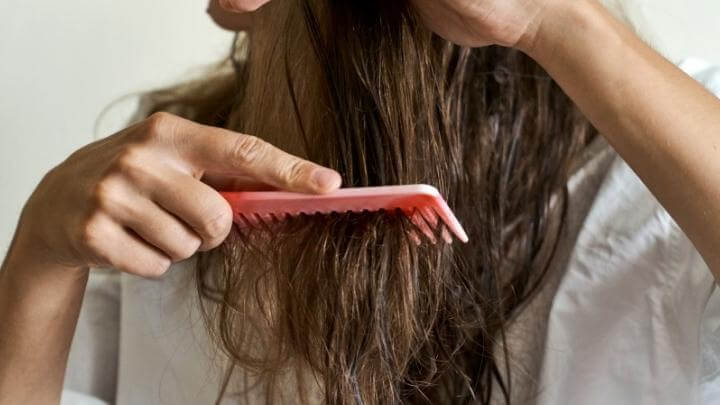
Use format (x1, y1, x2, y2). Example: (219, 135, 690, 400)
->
(201, 173, 279, 192)
(169, 118, 342, 194)
(109, 194, 203, 263)
(79, 213, 171, 278)
(147, 171, 234, 251)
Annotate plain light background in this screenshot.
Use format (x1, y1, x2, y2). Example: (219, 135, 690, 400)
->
(1, 0, 719, 253)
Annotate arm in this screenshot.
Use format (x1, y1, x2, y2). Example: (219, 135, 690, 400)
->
(413, 0, 720, 278)
(519, 0, 720, 276)
(0, 113, 341, 404)
(0, 246, 88, 404)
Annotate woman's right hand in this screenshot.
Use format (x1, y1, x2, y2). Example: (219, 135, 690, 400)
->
(10, 112, 341, 278)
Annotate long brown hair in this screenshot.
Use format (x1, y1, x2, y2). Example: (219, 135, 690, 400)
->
(147, 0, 596, 403)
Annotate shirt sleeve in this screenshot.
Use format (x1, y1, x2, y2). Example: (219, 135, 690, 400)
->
(62, 269, 121, 404)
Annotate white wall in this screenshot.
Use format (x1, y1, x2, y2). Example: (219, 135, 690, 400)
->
(1, 1, 719, 253)
(620, 1, 720, 64)
(0, 0, 232, 251)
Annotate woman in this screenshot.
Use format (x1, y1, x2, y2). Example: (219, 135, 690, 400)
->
(1, 0, 720, 404)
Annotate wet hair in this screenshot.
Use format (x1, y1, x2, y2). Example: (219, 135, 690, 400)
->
(146, 0, 596, 403)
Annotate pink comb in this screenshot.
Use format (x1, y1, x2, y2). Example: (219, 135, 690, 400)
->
(220, 184, 468, 244)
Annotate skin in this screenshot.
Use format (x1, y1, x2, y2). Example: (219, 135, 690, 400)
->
(2, 0, 720, 402)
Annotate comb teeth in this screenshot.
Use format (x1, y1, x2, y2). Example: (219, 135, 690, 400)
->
(420, 206, 453, 244)
(409, 209, 437, 244)
(221, 185, 469, 244)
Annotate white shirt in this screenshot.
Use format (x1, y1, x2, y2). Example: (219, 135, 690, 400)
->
(61, 59, 720, 404)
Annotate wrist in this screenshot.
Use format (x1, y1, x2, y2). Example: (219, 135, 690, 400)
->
(518, 0, 606, 60)
(1, 246, 89, 315)
(2, 231, 88, 282)
(1, 249, 89, 328)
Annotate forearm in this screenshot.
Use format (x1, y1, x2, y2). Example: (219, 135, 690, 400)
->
(523, 0, 720, 276)
(0, 238, 88, 404)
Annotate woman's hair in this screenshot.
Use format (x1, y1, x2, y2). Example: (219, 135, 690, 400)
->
(146, 0, 596, 403)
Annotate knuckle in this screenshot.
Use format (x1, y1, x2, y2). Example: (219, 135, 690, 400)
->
(145, 112, 174, 131)
(231, 135, 267, 167)
(113, 146, 144, 172)
(112, 147, 153, 185)
(200, 206, 233, 242)
(89, 180, 120, 211)
(78, 215, 104, 253)
(283, 159, 314, 186)
(142, 112, 177, 140)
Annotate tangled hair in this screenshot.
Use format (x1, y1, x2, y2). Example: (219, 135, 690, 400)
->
(147, 0, 596, 403)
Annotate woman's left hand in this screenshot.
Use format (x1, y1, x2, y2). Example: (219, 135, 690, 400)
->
(213, 0, 551, 49)
(410, 0, 555, 48)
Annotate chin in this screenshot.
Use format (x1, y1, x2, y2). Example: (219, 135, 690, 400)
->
(208, 0, 255, 31)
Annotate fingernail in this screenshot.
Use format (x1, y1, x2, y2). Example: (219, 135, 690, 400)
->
(312, 169, 341, 192)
